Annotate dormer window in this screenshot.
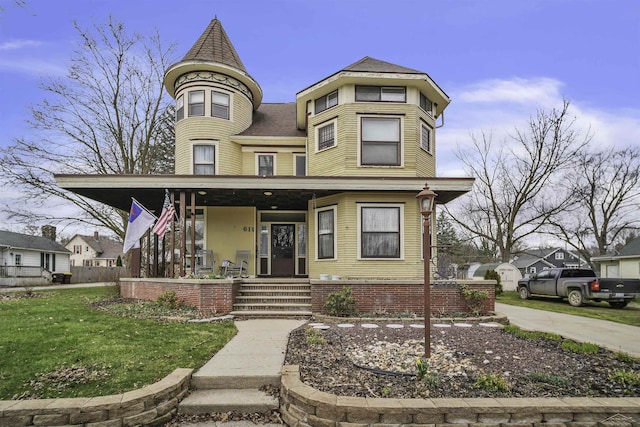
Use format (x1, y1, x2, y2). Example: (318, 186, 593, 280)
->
(176, 95, 184, 121)
(211, 90, 230, 119)
(315, 90, 338, 113)
(188, 91, 205, 116)
(356, 86, 406, 102)
(420, 93, 433, 115)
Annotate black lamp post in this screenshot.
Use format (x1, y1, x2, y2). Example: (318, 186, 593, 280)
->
(416, 184, 437, 358)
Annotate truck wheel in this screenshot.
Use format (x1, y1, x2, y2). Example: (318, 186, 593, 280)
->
(568, 290, 584, 307)
(609, 301, 628, 309)
(518, 286, 530, 300)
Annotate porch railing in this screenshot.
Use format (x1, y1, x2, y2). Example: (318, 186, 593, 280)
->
(0, 265, 44, 278)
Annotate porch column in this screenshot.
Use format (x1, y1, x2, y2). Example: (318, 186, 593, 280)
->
(190, 191, 196, 273)
(169, 191, 176, 278)
(179, 191, 186, 277)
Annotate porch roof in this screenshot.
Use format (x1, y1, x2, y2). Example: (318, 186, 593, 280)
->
(54, 174, 474, 213)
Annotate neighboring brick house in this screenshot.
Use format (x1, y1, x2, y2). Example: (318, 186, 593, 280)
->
(592, 237, 640, 279)
(513, 248, 587, 277)
(56, 18, 473, 280)
(66, 232, 124, 267)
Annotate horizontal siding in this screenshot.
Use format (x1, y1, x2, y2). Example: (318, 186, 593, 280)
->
(308, 192, 428, 279)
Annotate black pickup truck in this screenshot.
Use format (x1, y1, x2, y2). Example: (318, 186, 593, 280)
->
(517, 268, 640, 308)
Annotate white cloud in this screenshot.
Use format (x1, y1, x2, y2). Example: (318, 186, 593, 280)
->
(0, 39, 43, 51)
(0, 58, 67, 77)
(436, 76, 640, 176)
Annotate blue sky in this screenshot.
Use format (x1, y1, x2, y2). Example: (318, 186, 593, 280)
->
(0, 0, 639, 233)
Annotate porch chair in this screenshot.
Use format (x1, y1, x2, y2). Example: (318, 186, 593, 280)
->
(220, 250, 251, 278)
(195, 249, 215, 274)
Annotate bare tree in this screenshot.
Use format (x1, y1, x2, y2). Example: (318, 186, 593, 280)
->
(0, 16, 176, 240)
(445, 100, 591, 262)
(547, 147, 640, 268)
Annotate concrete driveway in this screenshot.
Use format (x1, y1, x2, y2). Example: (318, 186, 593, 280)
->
(495, 302, 640, 357)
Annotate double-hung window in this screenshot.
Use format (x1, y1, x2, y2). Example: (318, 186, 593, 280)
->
(188, 90, 205, 116)
(360, 205, 402, 259)
(211, 90, 230, 119)
(420, 93, 433, 115)
(360, 117, 401, 166)
(258, 154, 275, 176)
(176, 95, 184, 121)
(355, 85, 406, 102)
(314, 90, 338, 113)
(193, 145, 215, 174)
(294, 154, 306, 176)
(421, 122, 432, 153)
(317, 207, 335, 259)
(317, 121, 335, 151)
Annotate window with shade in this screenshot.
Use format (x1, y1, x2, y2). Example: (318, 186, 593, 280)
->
(193, 145, 215, 174)
(211, 90, 230, 119)
(355, 85, 406, 102)
(360, 116, 401, 166)
(188, 90, 205, 116)
(176, 95, 184, 121)
(317, 207, 336, 260)
(315, 90, 338, 113)
(359, 205, 402, 259)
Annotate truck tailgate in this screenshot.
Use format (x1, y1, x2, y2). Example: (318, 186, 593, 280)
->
(598, 278, 640, 296)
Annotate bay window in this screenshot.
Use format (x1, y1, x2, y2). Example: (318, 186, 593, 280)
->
(356, 85, 406, 102)
(360, 116, 401, 166)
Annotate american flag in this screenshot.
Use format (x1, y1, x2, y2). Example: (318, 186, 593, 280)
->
(152, 190, 175, 239)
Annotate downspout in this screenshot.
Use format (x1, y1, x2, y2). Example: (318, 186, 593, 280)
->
(435, 109, 445, 129)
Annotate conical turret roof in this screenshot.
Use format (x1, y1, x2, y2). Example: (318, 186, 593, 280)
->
(181, 18, 248, 73)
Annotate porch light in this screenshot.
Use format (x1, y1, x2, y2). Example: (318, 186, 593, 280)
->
(264, 191, 273, 196)
(416, 184, 437, 358)
(198, 191, 207, 195)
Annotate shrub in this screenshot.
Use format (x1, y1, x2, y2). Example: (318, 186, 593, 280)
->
(527, 372, 569, 387)
(474, 373, 511, 392)
(324, 286, 358, 317)
(305, 327, 326, 345)
(459, 284, 489, 316)
(609, 369, 639, 386)
(156, 290, 183, 310)
(484, 269, 503, 296)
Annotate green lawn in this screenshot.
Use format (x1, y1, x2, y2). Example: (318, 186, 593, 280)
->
(0, 287, 236, 400)
(497, 291, 640, 327)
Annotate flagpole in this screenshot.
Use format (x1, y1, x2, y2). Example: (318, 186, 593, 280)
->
(131, 197, 158, 219)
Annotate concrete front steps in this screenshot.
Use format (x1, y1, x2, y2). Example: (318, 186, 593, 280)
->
(231, 279, 312, 318)
(179, 319, 306, 415)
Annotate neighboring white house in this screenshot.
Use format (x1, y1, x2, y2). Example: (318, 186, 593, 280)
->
(472, 262, 522, 291)
(66, 232, 124, 267)
(591, 237, 640, 279)
(0, 227, 71, 287)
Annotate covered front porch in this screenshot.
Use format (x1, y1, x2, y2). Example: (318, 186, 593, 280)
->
(55, 174, 474, 280)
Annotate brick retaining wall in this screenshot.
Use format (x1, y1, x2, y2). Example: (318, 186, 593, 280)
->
(0, 368, 192, 427)
(311, 280, 495, 316)
(280, 365, 640, 427)
(121, 278, 240, 315)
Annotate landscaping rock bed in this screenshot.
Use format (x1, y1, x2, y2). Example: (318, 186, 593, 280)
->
(284, 319, 640, 398)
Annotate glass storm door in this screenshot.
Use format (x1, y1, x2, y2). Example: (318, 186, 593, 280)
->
(271, 224, 295, 276)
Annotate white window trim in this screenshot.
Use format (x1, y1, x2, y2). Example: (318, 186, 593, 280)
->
(316, 206, 337, 261)
(188, 90, 205, 117)
(555, 252, 565, 260)
(176, 95, 184, 121)
(315, 118, 337, 153)
(420, 121, 433, 154)
(211, 88, 233, 120)
(293, 153, 306, 176)
(314, 90, 338, 114)
(357, 203, 404, 260)
(190, 140, 219, 175)
(255, 153, 277, 176)
(357, 114, 404, 167)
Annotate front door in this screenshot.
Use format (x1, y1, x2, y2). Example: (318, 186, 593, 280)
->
(271, 224, 295, 276)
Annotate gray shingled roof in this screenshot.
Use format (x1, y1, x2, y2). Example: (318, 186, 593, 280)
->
(78, 235, 123, 259)
(0, 230, 70, 253)
(238, 103, 306, 137)
(181, 18, 247, 73)
(342, 56, 424, 74)
(619, 237, 640, 256)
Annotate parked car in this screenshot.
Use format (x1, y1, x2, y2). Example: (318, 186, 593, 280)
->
(517, 268, 640, 308)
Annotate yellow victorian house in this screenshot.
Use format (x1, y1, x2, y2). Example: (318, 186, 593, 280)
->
(57, 19, 482, 316)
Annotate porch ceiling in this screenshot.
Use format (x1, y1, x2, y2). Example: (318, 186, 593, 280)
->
(54, 174, 474, 213)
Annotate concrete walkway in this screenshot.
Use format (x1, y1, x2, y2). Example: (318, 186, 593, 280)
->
(495, 302, 640, 357)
